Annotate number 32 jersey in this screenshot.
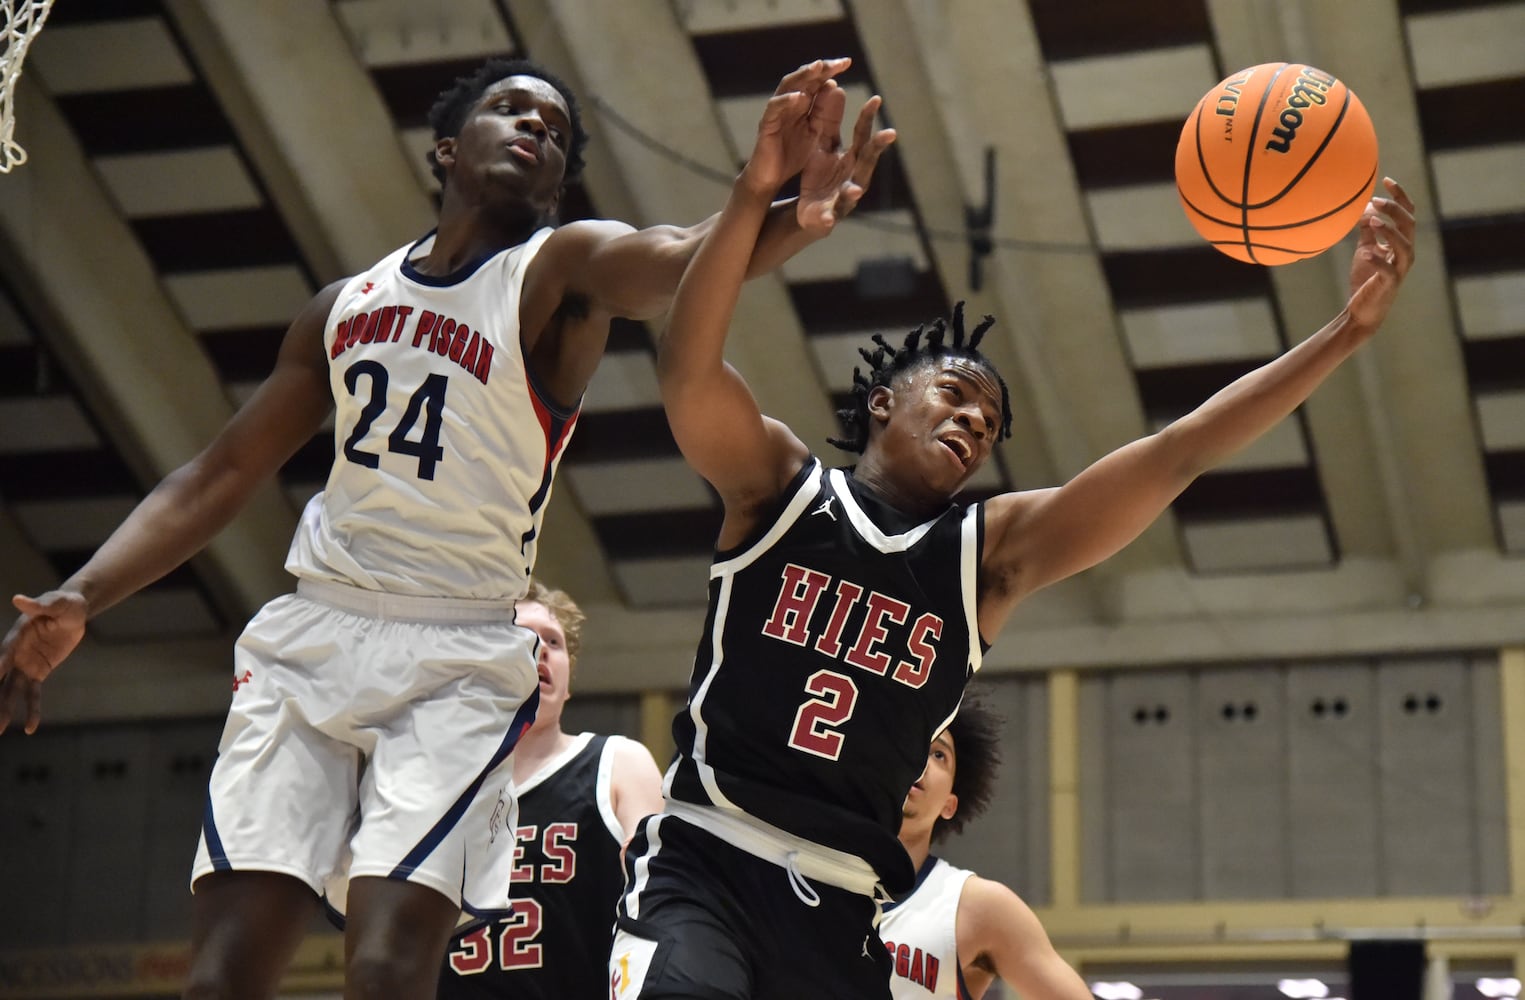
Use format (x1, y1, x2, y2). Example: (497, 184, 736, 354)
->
(286, 227, 576, 600)
(666, 459, 983, 894)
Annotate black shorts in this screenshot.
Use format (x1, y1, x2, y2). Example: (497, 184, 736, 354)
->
(610, 813, 893, 1000)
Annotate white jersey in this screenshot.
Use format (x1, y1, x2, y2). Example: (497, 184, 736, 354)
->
(287, 227, 576, 600)
(880, 857, 976, 1000)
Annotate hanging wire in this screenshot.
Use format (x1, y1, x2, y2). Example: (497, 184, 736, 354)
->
(587, 92, 1099, 256)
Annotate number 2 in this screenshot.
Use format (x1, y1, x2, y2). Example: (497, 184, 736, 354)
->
(787, 669, 859, 760)
(341, 360, 448, 480)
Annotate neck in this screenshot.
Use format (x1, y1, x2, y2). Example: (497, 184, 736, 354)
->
(511, 721, 573, 784)
(899, 832, 933, 872)
(850, 456, 943, 520)
(416, 196, 543, 276)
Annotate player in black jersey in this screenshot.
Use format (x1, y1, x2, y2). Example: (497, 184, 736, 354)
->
(441, 580, 663, 1000)
(612, 57, 1417, 1000)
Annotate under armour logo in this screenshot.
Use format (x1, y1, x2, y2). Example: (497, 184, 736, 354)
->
(862, 934, 872, 958)
(232, 669, 252, 692)
(811, 498, 836, 521)
(360, 281, 376, 294)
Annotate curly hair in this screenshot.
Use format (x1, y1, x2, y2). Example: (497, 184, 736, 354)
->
(829, 301, 1013, 454)
(425, 57, 590, 188)
(932, 692, 1004, 844)
(522, 578, 587, 671)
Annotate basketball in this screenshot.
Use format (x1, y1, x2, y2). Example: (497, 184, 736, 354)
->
(1175, 62, 1378, 265)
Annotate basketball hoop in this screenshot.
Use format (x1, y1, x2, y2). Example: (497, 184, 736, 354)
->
(0, 0, 56, 173)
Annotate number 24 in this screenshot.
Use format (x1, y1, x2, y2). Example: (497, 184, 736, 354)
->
(341, 360, 448, 480)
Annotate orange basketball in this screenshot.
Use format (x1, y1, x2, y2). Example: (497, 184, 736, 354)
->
(1175, 62, 1378, 265)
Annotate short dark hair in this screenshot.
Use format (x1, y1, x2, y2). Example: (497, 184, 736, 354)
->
(829, 301, 1013, 454)
(932, 692, 1003, 843)
(424, 57, 590, 187)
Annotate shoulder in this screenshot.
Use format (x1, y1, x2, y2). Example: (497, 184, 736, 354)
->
(607, 734, 661, 779)
(957, 874, 1042, 944)
(538, 218, 640, 258)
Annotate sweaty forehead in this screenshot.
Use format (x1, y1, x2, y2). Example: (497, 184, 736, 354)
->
(937, 356, 1001, 407)
(481, 75, 569, 118)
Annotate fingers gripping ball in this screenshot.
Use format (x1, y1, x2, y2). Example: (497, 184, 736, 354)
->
(1175, 62, 1378, 265)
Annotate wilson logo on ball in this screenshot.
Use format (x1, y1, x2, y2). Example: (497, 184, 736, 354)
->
(1265, 67, 1337, 154)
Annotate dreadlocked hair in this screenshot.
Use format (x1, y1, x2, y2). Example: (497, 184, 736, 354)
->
(932, 691, 1004, 844)
(827, 301, 1013, 454)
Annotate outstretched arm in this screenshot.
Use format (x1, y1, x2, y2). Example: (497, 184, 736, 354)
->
(979, 178, 1417, 636)
(958, 877, 1090, 1000)
(520, 60, 893, 409)
(658, 75, 892, 546)
(0, 281, 340, 733)
(656, 88, 817, 532)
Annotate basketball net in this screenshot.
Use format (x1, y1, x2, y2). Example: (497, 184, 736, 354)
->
(0, 0, 55, 173)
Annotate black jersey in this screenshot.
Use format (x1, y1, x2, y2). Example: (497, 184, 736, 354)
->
(666, 459, 982, 894)
(440, 733, 629, 1000)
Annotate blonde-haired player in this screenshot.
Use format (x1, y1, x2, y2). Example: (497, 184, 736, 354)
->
(440, 580, 663, 1000)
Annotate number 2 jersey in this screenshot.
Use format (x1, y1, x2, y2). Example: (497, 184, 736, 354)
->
(286, 227, 576, 600)
(665, 459, 983, 894)
(440, 733, 632, 1000)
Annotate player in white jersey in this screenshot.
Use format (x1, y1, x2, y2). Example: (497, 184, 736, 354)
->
(0, 56, 881, 1000)
(882, 699, 1088, 1000)
(624, 53, 1413, 998)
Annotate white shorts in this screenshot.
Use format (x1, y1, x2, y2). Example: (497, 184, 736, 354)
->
(191, 578, 539, 921)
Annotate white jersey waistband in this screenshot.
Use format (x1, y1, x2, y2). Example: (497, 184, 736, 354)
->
(295, 578, 517, 624)
(663, 799, 884, 899)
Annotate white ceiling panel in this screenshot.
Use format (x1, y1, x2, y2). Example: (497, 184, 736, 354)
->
(1049, 45, 1215, 130)
(1500, 500, 1525, 555)
(334, 0, 517, 67)
(676, 0, 845, 35)
(1406, 4, 1525, 88)
(1121, 298, 1282, 368)
(164, 265, 313, 330)
(1431, 143, 1525, 219)
(1086, 182, 1201, 251)
(1147, 417, 1309, 473)
(1182, 514, 1332, 573)
(778, 212, 931, 283)
(94, 146, 263, 218)
(564, 458, 713, 515)
(1476, 391, 1525, 452)
(30, 17, 194, 95)
(1454, 271, 1525, 340)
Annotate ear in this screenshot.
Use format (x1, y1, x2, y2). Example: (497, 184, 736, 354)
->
(866, 384, 893, 425)
(939, 793, 959, 822)
(434, 136, 457, 172)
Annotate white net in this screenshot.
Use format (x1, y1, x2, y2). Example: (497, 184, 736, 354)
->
(0, 0, 55, 173)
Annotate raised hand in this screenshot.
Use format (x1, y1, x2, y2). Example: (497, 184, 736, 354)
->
(0, 590, 88, 734)
(797, 92, 896, 236)
(1346, 177, 1417, 330)
(741, 58, 853, 196)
